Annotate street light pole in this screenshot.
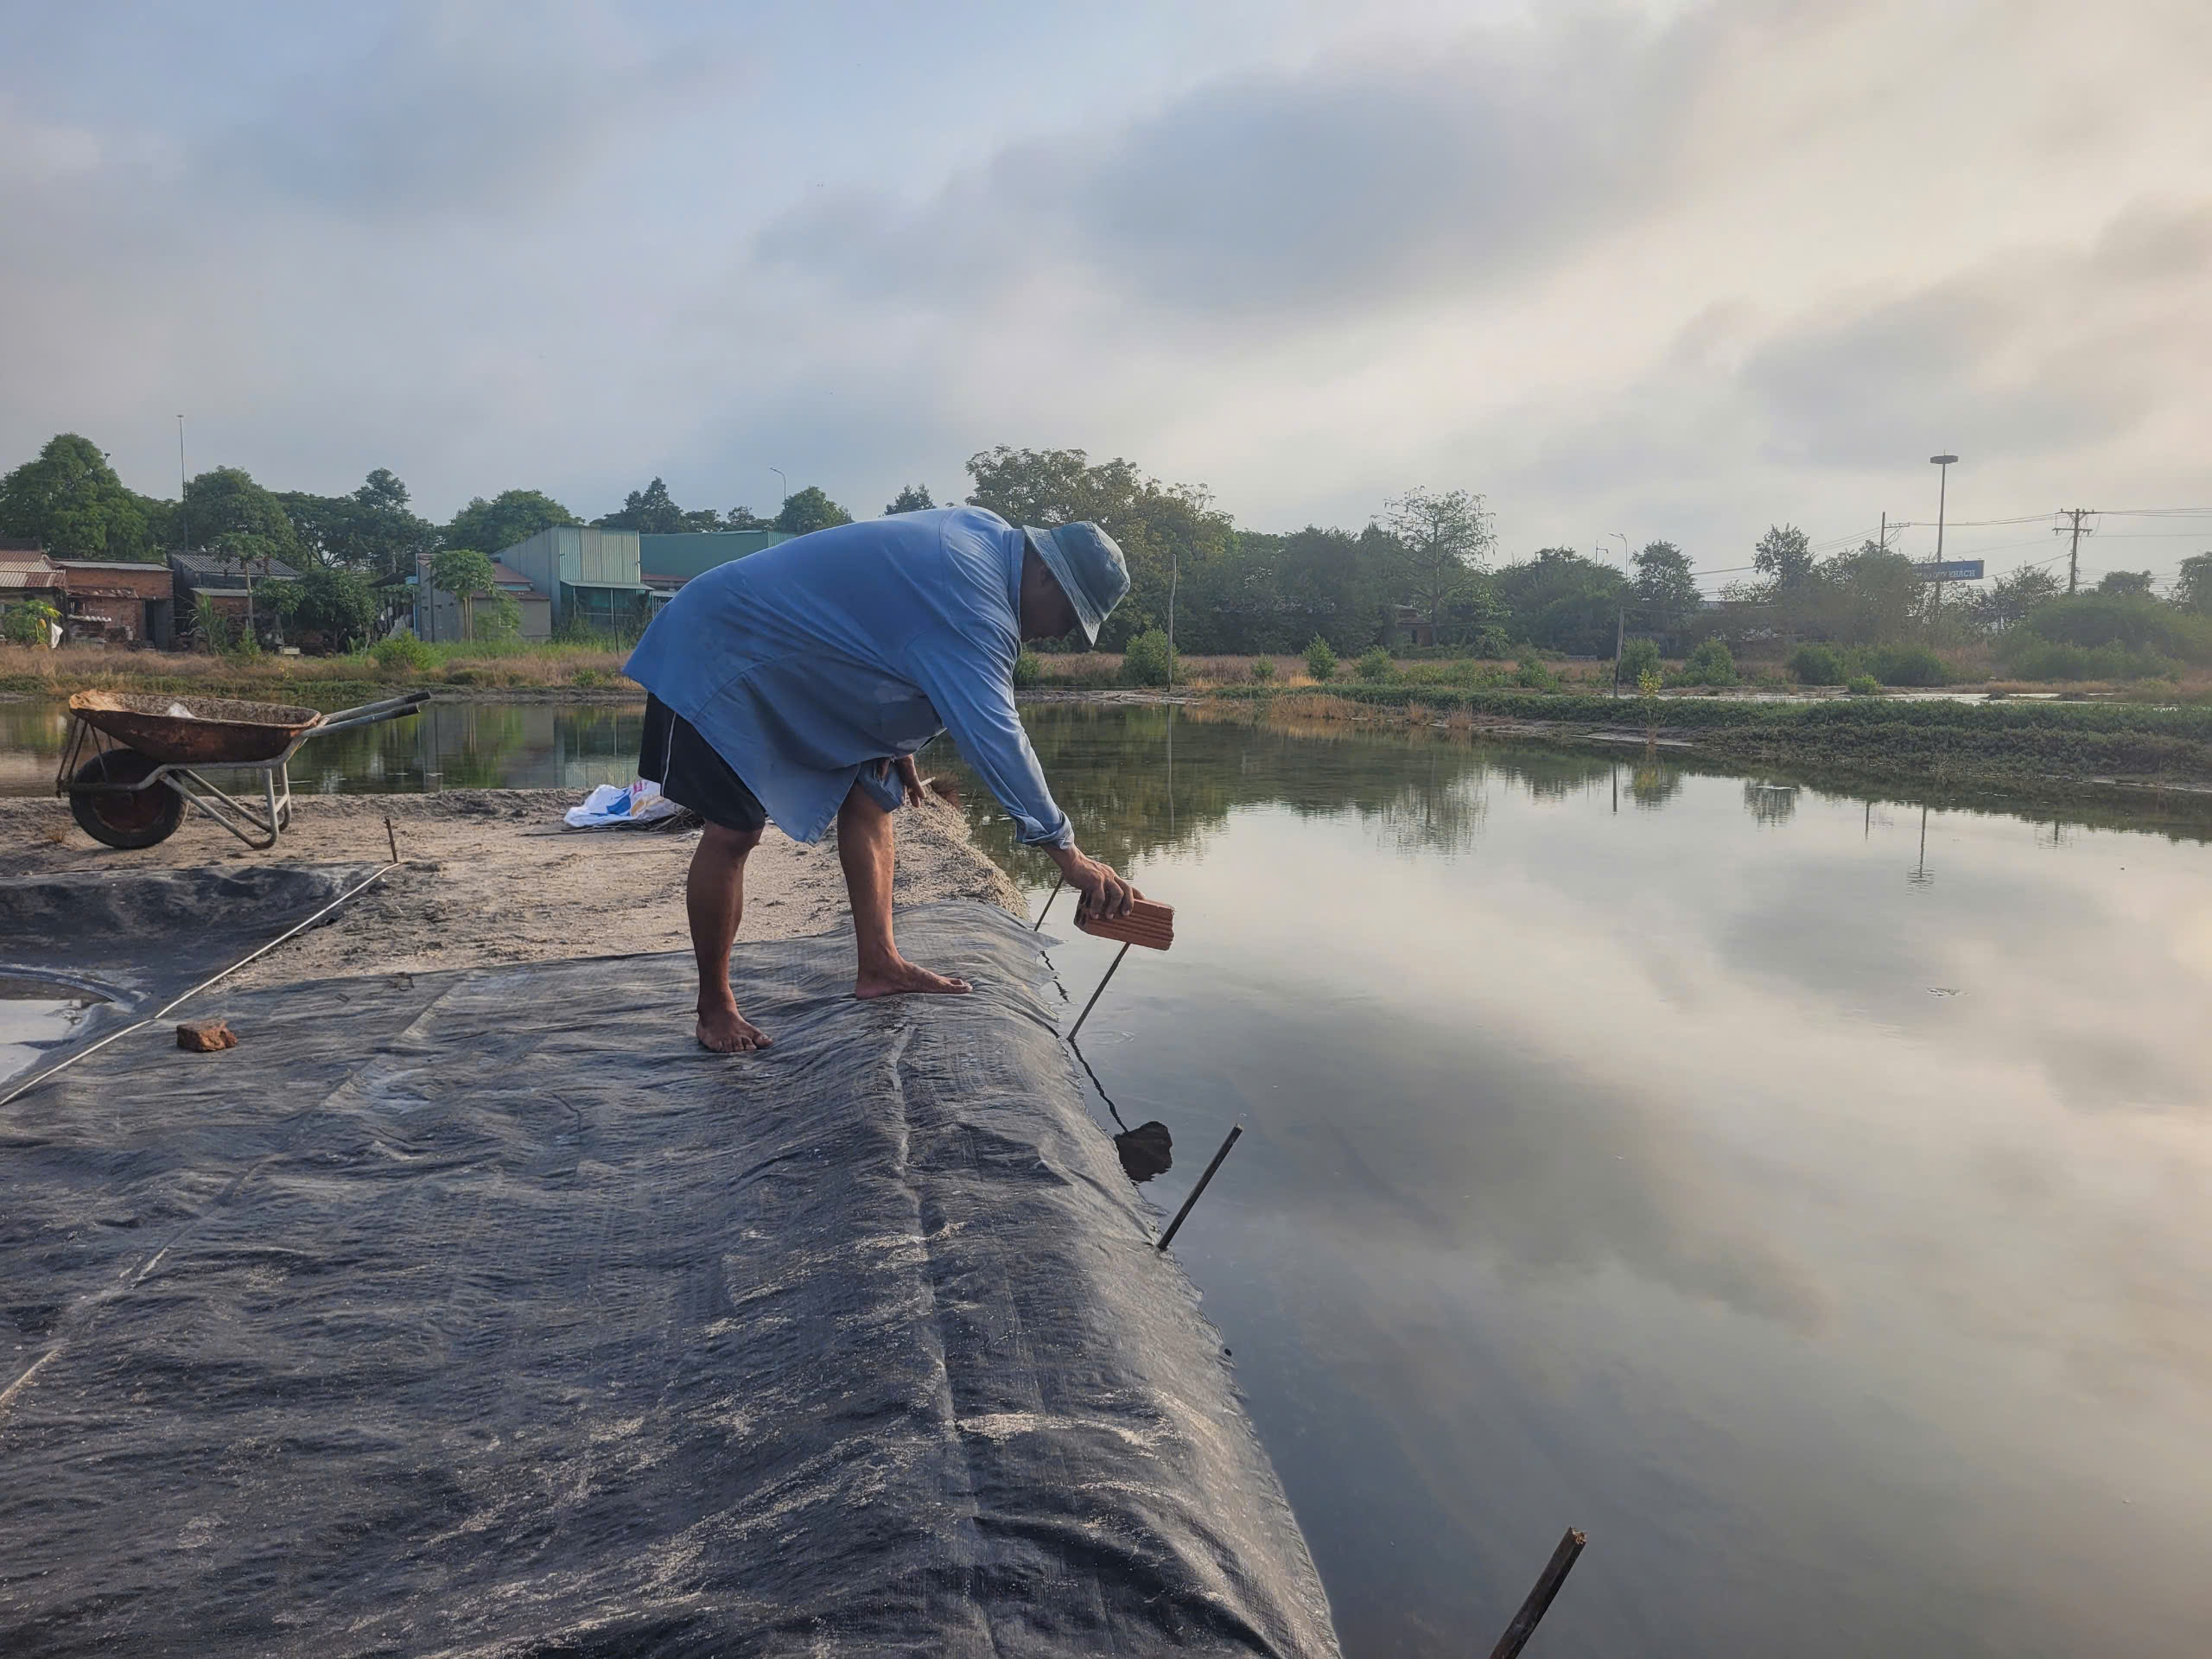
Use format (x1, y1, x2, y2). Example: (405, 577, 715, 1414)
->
(770, 467, 788, 516)
(1929, 454, 1958, 614)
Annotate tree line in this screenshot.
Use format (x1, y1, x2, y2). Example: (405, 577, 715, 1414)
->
(5, 429, 2207, 665)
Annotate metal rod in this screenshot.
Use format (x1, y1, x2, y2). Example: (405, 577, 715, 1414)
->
(1033, 874, 1064, 931)
(385, 814, 399, 863)
(1155, 1122, 1240, 1251)
(1066, 941, 1128, 1041)
(1487, 1528, 1587, 1659)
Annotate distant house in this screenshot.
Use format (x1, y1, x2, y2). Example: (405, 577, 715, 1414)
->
(416, 558, 553, 642)
(54, 560, 175, 647)
(481, 526, 652, 636)
(168, 550, 303, 643)
(639, 530, 791, 605)
(0, 550, 69, 642)
(1389, 605, 1438, 648)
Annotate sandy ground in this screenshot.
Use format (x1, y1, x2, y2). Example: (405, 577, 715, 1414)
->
(0, 788, 1026, 988)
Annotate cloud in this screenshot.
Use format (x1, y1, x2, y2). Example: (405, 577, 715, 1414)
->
(0, 0, 2207, 547)
(756, 9, 1704, 326)
(1741, 201, 2212, 467)
(197, 2, 739, 223)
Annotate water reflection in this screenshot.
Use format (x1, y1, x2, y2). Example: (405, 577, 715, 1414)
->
(1, 698, 647, 798)
(1743, 779, 1799, 825)
(941, 704, 2212, 1657)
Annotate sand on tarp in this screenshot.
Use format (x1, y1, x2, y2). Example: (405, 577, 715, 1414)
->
(0, 895, 1339, 1658)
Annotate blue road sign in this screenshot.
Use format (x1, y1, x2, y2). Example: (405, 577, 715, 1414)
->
(1912, 560, 1984, 582)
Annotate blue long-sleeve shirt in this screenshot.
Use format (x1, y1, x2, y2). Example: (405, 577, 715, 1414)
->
(623, 505, 1073, 848)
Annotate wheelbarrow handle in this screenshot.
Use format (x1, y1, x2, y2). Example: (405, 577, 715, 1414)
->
(315, 689, 434, 729)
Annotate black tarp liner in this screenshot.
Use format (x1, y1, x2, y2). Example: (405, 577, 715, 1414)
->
(0, 894, 1339, 1657)
(0, 864, 382, 1044)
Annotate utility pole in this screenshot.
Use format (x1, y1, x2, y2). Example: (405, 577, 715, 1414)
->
(177, 416, 188, 551)
(1878, 512, 1886, 553)
(2056, 508, 2094, 594)
(1929, 454, 1959, 615)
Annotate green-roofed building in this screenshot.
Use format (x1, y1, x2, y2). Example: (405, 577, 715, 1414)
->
(639, 531, 792, 603)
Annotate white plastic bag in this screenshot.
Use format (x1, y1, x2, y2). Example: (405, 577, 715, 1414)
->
(563, 779, 684, 830)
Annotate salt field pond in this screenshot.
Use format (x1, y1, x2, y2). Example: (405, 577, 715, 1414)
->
(7, 695, 2212, 1653)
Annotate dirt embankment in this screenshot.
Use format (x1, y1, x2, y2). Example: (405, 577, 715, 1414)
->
(0, 789, 1024, 988)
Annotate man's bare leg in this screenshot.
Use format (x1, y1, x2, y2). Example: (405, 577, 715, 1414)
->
(688, 821, 772, 1051)
(839, 781, 971, 999)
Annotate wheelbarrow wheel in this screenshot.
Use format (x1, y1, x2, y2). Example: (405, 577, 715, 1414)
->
(69, 751, 185, 849)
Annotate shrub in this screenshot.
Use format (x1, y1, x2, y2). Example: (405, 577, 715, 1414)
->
(1249, 654, 1275, 683)
(372, 632, 436, 673)
(2000, 639, 2178, 683)
(1864, 642, 1951, 686)
(1618, 638, 1664, 684)
(1303, 636, 1338, 681)
(1513, 656, 1560, 690)
(1355, 646, 1394, 682)
(292, 567, 380, 650)
(1675, 639, 1738, 687)
(2018, 594, 2212, 663)
(2, 599, 60, 646)
(1845, 673, 1883, 696)
(1447, 658, 1504, 688)
(1013, 647, 1043, 689)
(1788, 643, 1845, 686)
(1121, 628, 1173, 687)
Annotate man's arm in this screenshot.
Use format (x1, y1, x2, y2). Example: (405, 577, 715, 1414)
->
(904, 639, 1139, 917)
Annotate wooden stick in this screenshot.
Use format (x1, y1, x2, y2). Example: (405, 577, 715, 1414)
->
(1155, 1123, 1241, 1251)
(1488, 1529, 1586, 1659)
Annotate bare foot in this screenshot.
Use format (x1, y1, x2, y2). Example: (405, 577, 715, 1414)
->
(854, 957, 973, 1000)
(696, 1004, 773, 1052)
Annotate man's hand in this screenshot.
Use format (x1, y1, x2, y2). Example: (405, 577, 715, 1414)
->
(1050, 845, 1139, 918)
(894, 754, 925, 808)
(875, 755, 928, 808)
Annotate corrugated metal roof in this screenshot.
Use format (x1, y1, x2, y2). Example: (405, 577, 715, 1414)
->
(488, 560, 544, 598)
(170, 551, 303, 582)
(0, 568, 67, 589)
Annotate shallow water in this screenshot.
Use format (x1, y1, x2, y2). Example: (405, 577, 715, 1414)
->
(6, 695, 2211, 1652)
(0, 976, 105, 1084)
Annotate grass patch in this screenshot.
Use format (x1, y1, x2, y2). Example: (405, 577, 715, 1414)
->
(0, 639, 633, 700)
(1209, 681, 2212, 791)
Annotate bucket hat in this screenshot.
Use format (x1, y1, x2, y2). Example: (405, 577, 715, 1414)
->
(1023, 522, 1128, 645)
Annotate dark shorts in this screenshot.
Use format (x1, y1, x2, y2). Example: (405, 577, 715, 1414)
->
(639, 695, 768, 835)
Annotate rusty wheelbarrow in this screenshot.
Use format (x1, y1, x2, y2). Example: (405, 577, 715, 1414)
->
(55, 689, 431, 850)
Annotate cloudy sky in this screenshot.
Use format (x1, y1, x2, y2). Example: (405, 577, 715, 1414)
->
(3, 0, 2207, 585)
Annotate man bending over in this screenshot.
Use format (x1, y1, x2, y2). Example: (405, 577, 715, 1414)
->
(624, 504, 1140, 1052)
